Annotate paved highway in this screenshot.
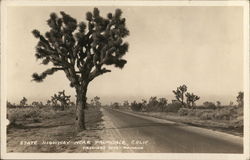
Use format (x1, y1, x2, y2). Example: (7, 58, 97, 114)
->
(102, 108, 243, 153)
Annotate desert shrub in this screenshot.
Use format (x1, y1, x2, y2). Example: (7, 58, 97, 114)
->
(236, 106, 243, 116)
(213, 109, 230, 120)
(212, 106, 240, 120)
(7, 108, 20, 126)
(144, 97, 167, 112)
(187, 109, 197, 117)
(146, 97, 161, 112)
(7, 101, 14, 108)
(146, 104, 162, 112)
(186, 109, 206, 117)
(179, 105, 243, 121)
(52, 104, 64, 111)
(7, 107, 41, 126)
(123, 100, 129, 108)
(23, 108, 40, 118)
(165, 102, 182, 113)
(39, 107, 59, 119)
(129, 97, 168, 112)
(203, 101, 217, 109)
(194, 110, 205, 117)
(130, 101, 142, 112)
(178, 108, 190, 116)
(111, 102, 120, 109)
(199, 112, 214, 120)
(231, 116, 243, 129)
(7, 106, 66, 126)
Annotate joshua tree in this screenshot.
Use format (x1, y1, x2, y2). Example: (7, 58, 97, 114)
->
(31, 8, 129, 131)
(90, 96, 101, 107)
(20, 97, 27, 106)
(185, 92, 200, 108)
(51, 90, 71, 110)
(236, 91, 244, 107)
(173, 85, 187, 107)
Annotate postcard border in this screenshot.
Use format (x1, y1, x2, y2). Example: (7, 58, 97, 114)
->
(1, 0, 249, 159)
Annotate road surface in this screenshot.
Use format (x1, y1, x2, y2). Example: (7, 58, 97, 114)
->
(101, 108, 243, 153)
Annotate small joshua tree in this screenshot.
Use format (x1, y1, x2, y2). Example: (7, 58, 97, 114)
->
(31, 8, 129, 131)
(236, 91, 244, 107)
(185, 92, 200, 108)
(20, 97, 27, 107)
(90, 96, 101, 107)
(51, 90, 71, 110)
(173, 85, 187, 107)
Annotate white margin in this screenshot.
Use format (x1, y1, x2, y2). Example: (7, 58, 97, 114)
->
(243, 1, 250, 158)
(1, 0, 250, 6)
(1, 0, 8, 158)
(1, 0, 249, 160)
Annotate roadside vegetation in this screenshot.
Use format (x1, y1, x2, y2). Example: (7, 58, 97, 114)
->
(7, 93, 103, 152)
(7, 83, 244, 153)
(109, 85, 244, 136)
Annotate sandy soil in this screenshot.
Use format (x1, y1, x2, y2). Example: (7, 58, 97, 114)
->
(98, 108, 133, 152)
(7, 107, 103, 153)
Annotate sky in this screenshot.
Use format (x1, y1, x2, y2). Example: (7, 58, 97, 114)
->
(6, 6, 244, 105)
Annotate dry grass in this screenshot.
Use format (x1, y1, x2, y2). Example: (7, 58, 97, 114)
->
(7, 106, 104, 152)
(7, 106, 59, 126)
(124, 106, 243, 137)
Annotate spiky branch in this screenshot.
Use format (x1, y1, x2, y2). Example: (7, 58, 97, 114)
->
(32, 8, 129, 88)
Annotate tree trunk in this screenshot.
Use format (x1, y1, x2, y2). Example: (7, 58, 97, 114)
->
(75, 83, 88, 132)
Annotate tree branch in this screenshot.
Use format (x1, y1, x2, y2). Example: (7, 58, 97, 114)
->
(32, 67, 65, 82)
(88, 68, 111, 81)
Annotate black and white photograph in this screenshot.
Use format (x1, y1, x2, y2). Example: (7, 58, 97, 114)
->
(1, 0, 249, 159)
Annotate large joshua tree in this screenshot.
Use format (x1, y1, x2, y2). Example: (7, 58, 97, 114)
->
(31, 8, 129, 131)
